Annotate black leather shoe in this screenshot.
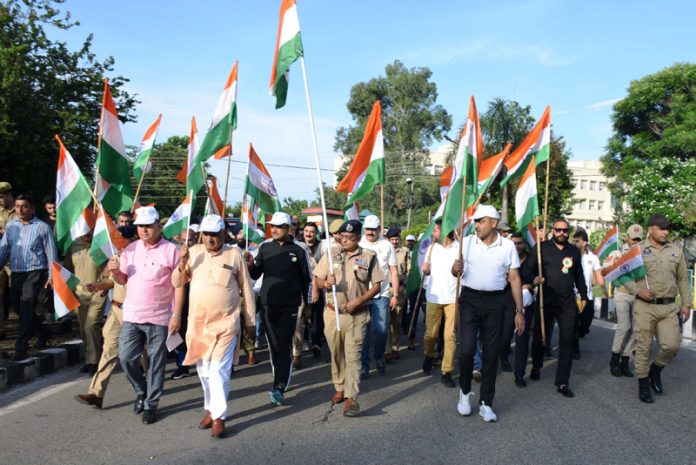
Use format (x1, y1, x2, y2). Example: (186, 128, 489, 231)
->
(142, 409, 157, 424)
(530, 368, 540, 381)
(133, 395, 145, 414)
(440, 372, 456, 388)
(620, 356, 634, 378)
(422, 356, 433, 374)
(639, 377, 654, 403)
(610, 353, 622, 377)
(515, 377, 527, 388)
(649, 363, 663, 394)
(557, 385, 574, 398)
(500, 357, 513, 372)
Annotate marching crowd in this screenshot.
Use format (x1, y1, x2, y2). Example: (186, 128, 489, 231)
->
(0, 180, 692, 437)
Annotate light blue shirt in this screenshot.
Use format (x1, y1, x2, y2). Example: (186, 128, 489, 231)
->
(0, 216, 58, 276)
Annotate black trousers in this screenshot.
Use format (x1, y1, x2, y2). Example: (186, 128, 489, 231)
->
(12, 270, 50, 354)
(310, 293, 325, 348)
(532, 301, 577, 386)
(405, 288, 425, 338)
(262, 304, 298, 391)
(499, 289, 516, 360)
(458, 289, 506, 406)
(514, 307, 534, 378)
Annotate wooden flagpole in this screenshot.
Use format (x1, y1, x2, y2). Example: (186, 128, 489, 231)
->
(535, 215, 547, 346)
(131, 170, 147, 214)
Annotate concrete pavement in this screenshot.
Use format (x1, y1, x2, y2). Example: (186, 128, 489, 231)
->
(1, 321, 694, 465)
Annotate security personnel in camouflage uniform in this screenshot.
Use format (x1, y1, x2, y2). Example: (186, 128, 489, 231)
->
(314, 219, 383, 417)
(385, 228, 410, 361)
(64, 234, 107, 374)
(633, 214, 691, 404)
(0, 182, 16, 338)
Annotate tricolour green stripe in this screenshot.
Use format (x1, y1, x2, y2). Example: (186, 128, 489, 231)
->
(273, 33, 303, 109)
(517, 195, 540, 232)
(132, 147, 152, 182)
(194, 104, 237, 165)
(98, 141, 133, 216)
(244, 177, 281, 213)
(612, 266, 647, 287)
(55, 183, 91, 254)
(343, 158, 384, 210)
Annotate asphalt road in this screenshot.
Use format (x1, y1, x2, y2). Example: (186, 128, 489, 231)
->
(1, 321, 695, 465)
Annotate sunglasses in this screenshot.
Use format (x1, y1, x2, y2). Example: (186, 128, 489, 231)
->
(553, 228, 569, 233)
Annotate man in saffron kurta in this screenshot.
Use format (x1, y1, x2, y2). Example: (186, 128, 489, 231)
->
(173, 215, 255, 438)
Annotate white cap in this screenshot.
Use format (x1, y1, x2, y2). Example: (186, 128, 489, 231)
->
(133, 206, 160, 225)
(188, 224, 200, 233)
(364, 215, 380, 229)
(471, 204, 499, 221)
(200, 215, 225, 233)
(268, 211, 292, 226)
(405, 234, 416, 241)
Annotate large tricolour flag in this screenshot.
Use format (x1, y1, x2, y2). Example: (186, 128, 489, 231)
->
(602, 245, 646, 287)
(52, 261, 80, 319)
(270, 0, 304, 109)
(206, 176, 225, 216)
(242, 195, 265, 244)
(196, 61, 239, 163)
(440, 96, 482, 236)
(54, 136, 93, 254)
(96, 80, 133, 216)
(500, 105, 551, 188)
(163, 192, 193, 239)
(176, 117, 204, 200)
(595, 225, 619, 260)
(132, 114, 163, 182)
(336, 100, 385, 212)
(243, 144, 282, 213)
(515, 154, 541, 232)
(90, 205, 129, 265)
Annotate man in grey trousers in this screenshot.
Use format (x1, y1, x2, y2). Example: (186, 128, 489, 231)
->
(108, 206, 183, 424)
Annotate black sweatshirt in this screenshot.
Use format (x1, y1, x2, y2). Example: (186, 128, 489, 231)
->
(250, 239, 310, 307)
(523, 240, 588, 306)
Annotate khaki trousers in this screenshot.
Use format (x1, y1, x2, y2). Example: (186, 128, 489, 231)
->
(324, 307, 369, 399)
(633, 300, 681, 378)
(424, 302, 457, 375)
(89, 305, 122, 397)
(75, 288, 106, 364)
(292, 305, 306, 357)
(611, 291, 636, 356)
(388, 292, 407, 352)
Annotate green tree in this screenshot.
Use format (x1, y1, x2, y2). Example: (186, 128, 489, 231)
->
(282, 197, 309, 221)
(0, 0, 138, 203)
(601, 63, 696, 235)
(332, 60, 451, 227)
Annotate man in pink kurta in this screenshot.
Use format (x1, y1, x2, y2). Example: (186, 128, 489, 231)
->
(173, 215, 255, 438)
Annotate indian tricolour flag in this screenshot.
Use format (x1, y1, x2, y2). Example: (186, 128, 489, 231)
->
(500, 105, 551, 188)
(244, 144, 282, 213)
(336, 100, 384, 212)
(242, 195, 265, 244)
(90, 205, 129, 265)
(96, 80, 133, 216)
(270, 0, 304, 109)
(524, 223, 538, 248)
(52, 261, 80, 319)
(176, 117, 204, 200)
(515, 154, 540, 232)
(206, 176, 225, 216)
(54, 135, 93, 254)
(132, 114, 163, 182)
(163, 191, 193, 239)
(602, 246, 646, 287)
(197, 61, 239, 163)
(440, 96, 482, 237)
(460, 144, 512, 229)
(594, 225, 619, 260)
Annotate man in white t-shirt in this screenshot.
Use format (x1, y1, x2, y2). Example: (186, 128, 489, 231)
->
(572, 229, 604, 359)
(451, 205, 524, 422)
(421, 218, 459, 388)
(358, 215, 399, 378)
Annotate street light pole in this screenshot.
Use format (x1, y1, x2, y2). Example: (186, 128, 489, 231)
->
(406, 177, 414, 230)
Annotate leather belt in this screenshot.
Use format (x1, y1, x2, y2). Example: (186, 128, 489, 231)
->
(462, 286, 507, 296)
(653, 298, 675, 305)
(327, 302, 368, 315)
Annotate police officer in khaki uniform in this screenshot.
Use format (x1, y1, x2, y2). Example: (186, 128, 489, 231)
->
(633, 214, 691, 404)
(314, 219, 383, 417)
(64, 234, 107, 374)
(385, 227, 410, 361)
(0, 182, 16, 339)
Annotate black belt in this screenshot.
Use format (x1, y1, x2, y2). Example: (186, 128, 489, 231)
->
(462, 286, 507, 296)
(653, 298, 676, 305)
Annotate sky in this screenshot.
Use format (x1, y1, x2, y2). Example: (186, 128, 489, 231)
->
(54, 0, 695, 205)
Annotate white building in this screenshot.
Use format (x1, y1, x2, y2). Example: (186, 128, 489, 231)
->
(567, 160, 615, 231)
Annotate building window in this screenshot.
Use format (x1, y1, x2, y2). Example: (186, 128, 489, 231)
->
(589, 181, 596, 190)
(580, 180, 587, 190)
(598, 182, 605, 191)
(588, 200, 596, 210)
(597, 201, 604, 211)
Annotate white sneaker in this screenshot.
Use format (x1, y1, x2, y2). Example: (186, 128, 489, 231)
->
(457, 390, 474, 416)
(479, 402, 497, 422)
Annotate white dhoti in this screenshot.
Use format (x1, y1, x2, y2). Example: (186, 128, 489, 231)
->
(196, 336, 237, 420)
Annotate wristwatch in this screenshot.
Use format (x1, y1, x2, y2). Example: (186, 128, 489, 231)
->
(515, 307, 525, 315)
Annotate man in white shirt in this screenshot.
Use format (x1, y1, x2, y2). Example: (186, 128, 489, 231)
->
(572, 229, 604, 359)
(451, 205, 525, 422)
(358, 215, 399, 378)
(421, 218, 459, 388)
